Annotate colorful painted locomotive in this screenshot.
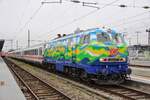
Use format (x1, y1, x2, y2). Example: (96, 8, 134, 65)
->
(43, 28, 131, 84)
(8, 28, 131, 84)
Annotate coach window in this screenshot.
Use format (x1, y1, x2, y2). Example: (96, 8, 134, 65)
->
(35, 50, 37, 55)
(36, 49, 38, 55)
(32, 50, 34, 55)
(33, 50, 35, 55)
(31, 50, 33, 55)
(39, 48, 42, 55)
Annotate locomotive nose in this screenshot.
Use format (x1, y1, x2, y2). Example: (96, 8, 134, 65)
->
(109, 47, 119, 56)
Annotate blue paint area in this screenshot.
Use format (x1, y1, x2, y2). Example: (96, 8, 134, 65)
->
(44, 56, 128, 75)
(55, 63, 64, 72)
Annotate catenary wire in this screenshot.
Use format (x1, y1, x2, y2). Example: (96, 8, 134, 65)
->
(45, 0, 120, 35)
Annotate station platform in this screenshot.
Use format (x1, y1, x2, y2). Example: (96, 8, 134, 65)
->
(129, 60, 150, 66)
(130, 66, 150, 84)
(0, 57, 26, 100)
(131, 75, 150, 84)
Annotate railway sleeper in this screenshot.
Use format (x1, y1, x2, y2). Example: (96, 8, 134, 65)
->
(127, 93, 142, 96)
(35, 87, 51, 90)
(35, 90, 56, 94)
(38, 95, 63, 99)
(37, 93, 59, 96)
(133, 96, 149, 100)
(118, 91, 133, 94)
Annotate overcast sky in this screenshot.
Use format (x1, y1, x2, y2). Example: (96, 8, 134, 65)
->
(0, 0, 150, 50)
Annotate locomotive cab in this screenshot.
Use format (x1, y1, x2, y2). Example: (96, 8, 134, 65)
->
(78, 29, 131, 83)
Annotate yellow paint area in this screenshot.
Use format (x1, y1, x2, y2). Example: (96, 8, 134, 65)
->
(85, 48, 108, 56)
(118, 48, 126, 53)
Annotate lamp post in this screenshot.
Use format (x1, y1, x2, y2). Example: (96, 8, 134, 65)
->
(146, 28, 150, 45)
(136, 31, 140, 45)
(28, 29, 30, 47)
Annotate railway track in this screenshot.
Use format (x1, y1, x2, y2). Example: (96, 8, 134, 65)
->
(7, 62, 39, 100)
(5, 59, 71, 100)
(6, 58, 150, 100)
(96, 85, 150, 100)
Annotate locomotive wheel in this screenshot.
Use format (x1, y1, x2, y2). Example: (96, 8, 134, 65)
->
(80, 70, 87, 79)
(64, 67, 69, 74)
(71, 67, 76, 77)
(47, 64, 52, 71)
(68, 67, 72, 75)
(51, 64, 56, 72)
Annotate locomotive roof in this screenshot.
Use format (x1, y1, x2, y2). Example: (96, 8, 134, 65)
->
(50, 28, 108, 43)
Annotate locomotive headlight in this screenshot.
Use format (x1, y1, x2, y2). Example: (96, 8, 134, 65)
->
(120, 58, 126, 62)
(99, 58, 108, 62)
(99, 58, 104, 62)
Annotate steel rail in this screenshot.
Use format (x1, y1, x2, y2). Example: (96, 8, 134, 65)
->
(5, 59, 71, 100)
(97, 85, 150, 100)
(8, 63, 39, 100)
(6, 57, 150, 100)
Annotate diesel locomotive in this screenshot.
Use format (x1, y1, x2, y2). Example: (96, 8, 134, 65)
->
(8, 28, 131, 84)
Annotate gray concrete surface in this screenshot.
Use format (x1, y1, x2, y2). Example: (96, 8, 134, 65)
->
(131, 67, 150, 77)
(0, 57, 26, 100)
(129, 60, 150, 66)
(130, 66, 150, 84)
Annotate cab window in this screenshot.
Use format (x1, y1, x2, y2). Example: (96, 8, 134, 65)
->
(90, 32, 96, 41)
(112, 33, 124, 44)
(83, 34, 90, 44)
(97, 32, 110, 42)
